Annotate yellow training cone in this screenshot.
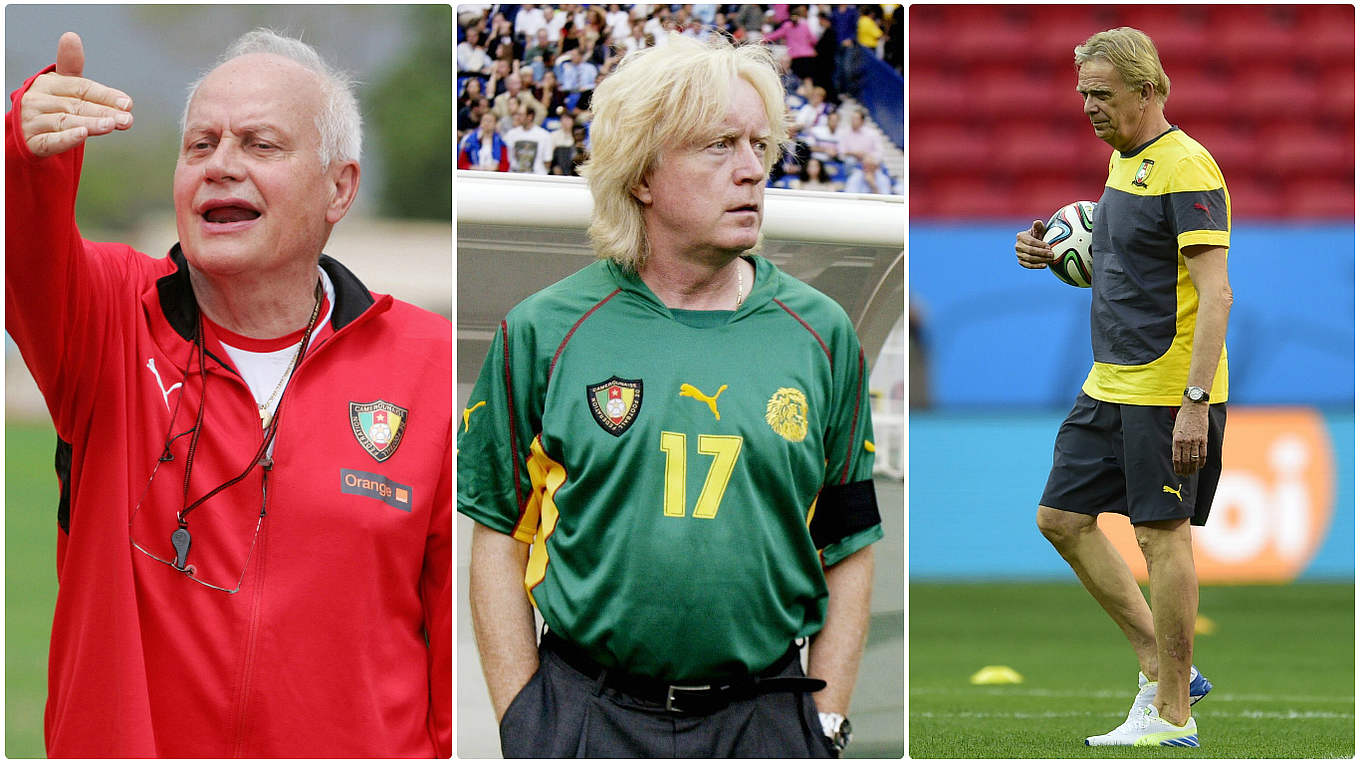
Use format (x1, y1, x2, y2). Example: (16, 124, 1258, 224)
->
(1195, 614, 1217, 635)
(970, 665, 1024, 685)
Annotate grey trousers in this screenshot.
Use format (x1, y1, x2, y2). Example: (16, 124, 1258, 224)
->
(498, 645, 837, 758)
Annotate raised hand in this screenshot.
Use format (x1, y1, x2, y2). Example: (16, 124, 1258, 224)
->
(19, 32, 134, 158)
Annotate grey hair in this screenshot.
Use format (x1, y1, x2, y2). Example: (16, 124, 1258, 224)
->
(180, 28, 362, 167)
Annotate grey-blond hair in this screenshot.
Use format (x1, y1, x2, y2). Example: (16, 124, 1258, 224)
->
(1074, 27, 1170, 102)
(181, 28, 362, 167)
(582, 32, 792, 270)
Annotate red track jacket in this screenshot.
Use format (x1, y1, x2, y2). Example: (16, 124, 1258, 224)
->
(6, 70, 452, 758)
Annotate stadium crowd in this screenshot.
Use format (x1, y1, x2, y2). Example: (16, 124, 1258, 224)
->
(458, 4, 903, 194)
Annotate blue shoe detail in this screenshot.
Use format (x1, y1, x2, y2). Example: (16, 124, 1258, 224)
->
(1188, 666, 1213, 705)
(1161, 735, 1199, 747)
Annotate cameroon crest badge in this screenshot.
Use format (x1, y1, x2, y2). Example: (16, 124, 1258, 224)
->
(350, 400, 409, 462)
(1131, 158, 1155, 188)
(587, 377, 643, 436)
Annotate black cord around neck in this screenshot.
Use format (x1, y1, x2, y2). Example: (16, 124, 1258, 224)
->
(177, 279, 324, 525)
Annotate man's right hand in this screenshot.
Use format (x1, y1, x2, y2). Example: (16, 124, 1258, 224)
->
(1015, 220, 1055, 269)
(19, 32, 134, 158)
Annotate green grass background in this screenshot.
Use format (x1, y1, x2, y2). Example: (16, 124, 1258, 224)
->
(910, 582, 1355, 758)
(7, 419, 60, 758)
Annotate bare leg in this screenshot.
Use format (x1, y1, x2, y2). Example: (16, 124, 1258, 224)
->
(1133, 518, 1197, 727)
(1036, 506, 1159, 677)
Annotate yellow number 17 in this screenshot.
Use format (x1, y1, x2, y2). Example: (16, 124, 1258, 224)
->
(659, 432, 743, 519)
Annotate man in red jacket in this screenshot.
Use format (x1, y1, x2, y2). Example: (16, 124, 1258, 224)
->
(8, 29, 452, 757)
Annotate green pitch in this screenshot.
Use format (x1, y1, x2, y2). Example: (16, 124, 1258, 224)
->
(910, 582, 1354, 758)
(7, 419, 60, 758)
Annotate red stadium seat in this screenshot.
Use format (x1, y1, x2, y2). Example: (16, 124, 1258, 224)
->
(908, 67, 969, 126)
(912, 2, 1034, 68)
(1317, 63, 1355, 125)
(1259, 125, 1354, 183)
(909, 125, 995, 176)
(1281, 177, 1355, 219)
(1166, 67, 1237, 124)
(928, 3, 1033, 31)
(1211, 5, 1303, 63)
(1225, 182, 1283, 221)
(908, 182, 943, 217)
(908, 5, 949, 65)
(918, 176, 1026, 219)
(951, 14, 1034, 66)
(992, 125, 1082, 177)
(1233, 65, 1322, 123)
(1295, 5, 1355, 66)
(976, 70, 1070, 118)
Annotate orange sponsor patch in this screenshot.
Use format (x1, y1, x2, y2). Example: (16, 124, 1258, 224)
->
(1098, 407, 1335, 583)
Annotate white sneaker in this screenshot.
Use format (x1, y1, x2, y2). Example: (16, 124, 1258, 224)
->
(1085, 703, 1199, 747)
(1084, 674, 1157, 742)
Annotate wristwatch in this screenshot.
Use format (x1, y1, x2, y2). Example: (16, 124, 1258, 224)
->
(1184, 386, 1210, 403)
(819, 712, 853, 755)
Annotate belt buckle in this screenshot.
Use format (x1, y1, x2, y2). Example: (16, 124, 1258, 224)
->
(666, 684, 712, 713)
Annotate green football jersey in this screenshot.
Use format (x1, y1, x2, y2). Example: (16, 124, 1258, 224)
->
(458, 255, 881, 680)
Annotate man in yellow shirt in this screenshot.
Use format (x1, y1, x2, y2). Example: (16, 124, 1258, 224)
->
(856, 9, 883, 51)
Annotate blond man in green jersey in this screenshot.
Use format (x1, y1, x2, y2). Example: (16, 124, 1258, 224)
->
(460, 33, 881, 758)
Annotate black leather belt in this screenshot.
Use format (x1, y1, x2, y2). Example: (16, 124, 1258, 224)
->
(541, 631, 827, 714)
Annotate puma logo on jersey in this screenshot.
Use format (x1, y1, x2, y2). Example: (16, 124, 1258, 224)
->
(146, 358, 182, 411)
(679, 383, 727, 420)
(463, 400, 486, 432)
(1163, 484, 1183, 502)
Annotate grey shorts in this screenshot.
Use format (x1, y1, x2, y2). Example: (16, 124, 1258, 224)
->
(1040, 392, 1227, 526)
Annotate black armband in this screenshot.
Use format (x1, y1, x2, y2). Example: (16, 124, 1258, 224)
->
(809, 479, 880, 549)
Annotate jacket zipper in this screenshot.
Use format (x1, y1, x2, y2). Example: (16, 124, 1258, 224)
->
(223, 314, 354, 754)
(230, 439, 273, 756)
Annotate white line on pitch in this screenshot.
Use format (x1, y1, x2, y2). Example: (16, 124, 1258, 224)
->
(912, 710, 1353, 720)
(910, 687, 1355, 703)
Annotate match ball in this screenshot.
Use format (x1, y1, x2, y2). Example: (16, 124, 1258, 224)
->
(1044, 200, 1096, 288)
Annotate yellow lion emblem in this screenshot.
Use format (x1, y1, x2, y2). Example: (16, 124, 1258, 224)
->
(765, 387, 809, 442)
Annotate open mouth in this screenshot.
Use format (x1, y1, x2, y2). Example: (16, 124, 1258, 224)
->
(200, 200, 262, 226)
(203, 207, 260, 223)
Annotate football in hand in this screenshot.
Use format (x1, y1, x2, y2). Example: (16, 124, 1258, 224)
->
(1043, 201, 1097, 288)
